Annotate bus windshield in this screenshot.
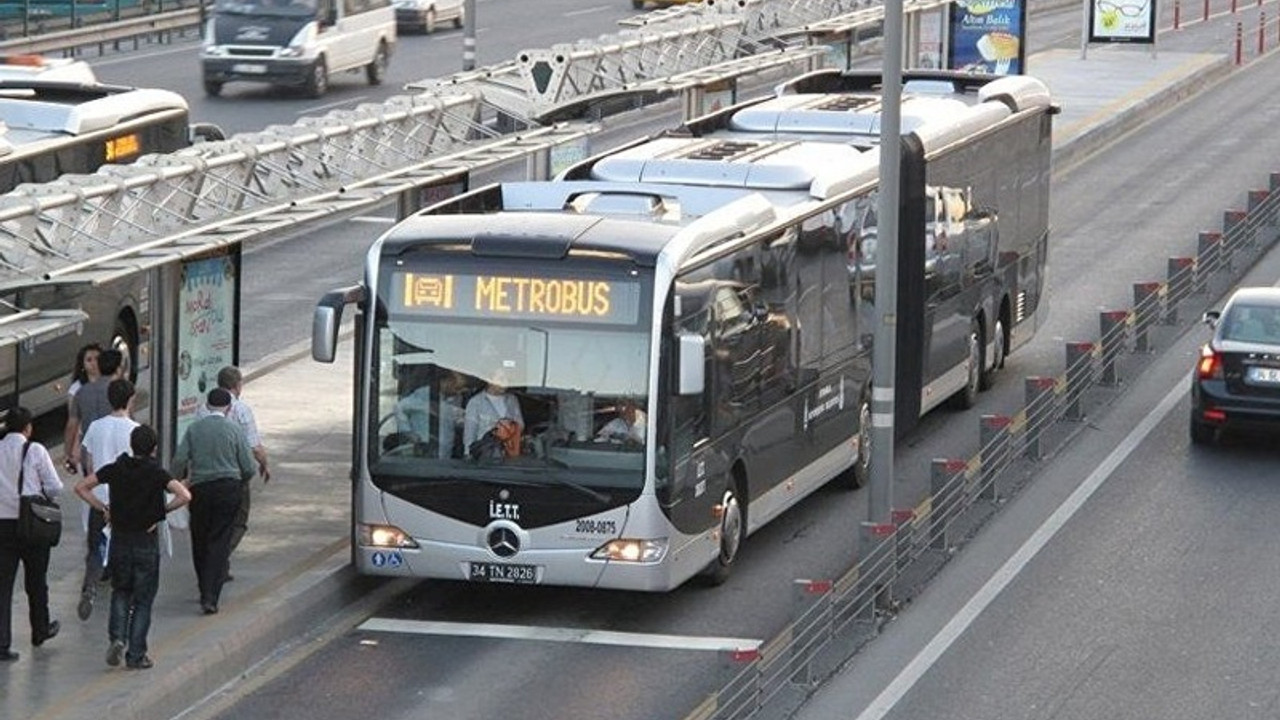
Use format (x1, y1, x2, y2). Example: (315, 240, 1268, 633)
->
(370, 263, 653, 495)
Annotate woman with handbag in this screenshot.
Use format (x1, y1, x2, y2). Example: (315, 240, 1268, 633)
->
(0, 406, 64, 662)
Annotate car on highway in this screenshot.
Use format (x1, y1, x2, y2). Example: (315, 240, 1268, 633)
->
(391, 0, 462, 33)
(1190, 286, 1280, 444)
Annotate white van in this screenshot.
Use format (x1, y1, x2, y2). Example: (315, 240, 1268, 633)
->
(201, 0, 396, 98)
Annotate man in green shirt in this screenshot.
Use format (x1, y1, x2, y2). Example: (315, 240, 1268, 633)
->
(171, 388, 255, 615)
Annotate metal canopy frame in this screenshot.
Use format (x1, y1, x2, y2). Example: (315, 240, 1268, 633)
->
(0, 0, 895, 298)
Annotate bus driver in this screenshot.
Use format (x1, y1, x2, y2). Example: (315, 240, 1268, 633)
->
(463, 373, 524, 459)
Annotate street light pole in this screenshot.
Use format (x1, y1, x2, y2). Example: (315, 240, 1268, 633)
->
(462, 0, 477, 71)
(869, 0, 903, 527)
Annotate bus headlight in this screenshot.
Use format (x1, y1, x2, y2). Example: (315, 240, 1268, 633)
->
(358, 523, 419, 549)
(590, 538, 667, 563)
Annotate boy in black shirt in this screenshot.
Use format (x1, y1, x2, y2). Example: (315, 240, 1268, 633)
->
(75, 425, 191, 670)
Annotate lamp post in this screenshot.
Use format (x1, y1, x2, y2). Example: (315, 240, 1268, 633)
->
(462, 0, 476, 71)
(869, 0, 902, 528)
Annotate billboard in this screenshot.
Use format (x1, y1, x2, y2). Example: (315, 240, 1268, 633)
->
(1088, 0, 1157, 43)
(947, 0, 1028, 75)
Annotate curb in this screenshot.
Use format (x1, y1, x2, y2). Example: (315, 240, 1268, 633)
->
(1051, 52, 1235, 174)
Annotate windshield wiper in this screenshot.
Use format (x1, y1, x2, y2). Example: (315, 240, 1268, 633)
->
(478, 471, 610, 504)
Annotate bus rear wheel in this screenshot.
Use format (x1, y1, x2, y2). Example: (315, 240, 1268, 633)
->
(112, 315, 138, 384)
(980, 317, 1005, 390)
(702, 485, 744, 586)
(203, 79, 223, 97)
(949, 318, 982, 410)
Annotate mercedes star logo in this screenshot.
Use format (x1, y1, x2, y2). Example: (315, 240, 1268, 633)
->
(487, 527, 520, 558)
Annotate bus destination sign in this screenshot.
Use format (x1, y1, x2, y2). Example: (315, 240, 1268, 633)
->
(393, 272, 642, 325)
(104, 133, 142, 163)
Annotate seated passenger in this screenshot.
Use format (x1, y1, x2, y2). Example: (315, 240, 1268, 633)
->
(596, 399, 646, 445)
(463, 376, 524, 459)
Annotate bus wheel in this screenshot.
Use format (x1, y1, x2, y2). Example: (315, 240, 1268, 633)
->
(632, 0, 645, 8)
(950, 318, 981, 410)
(702, 486, 744, 586)
(112, 315, 138, 384)
(366, 41, 388, 86)
(835, 397, 870, 490)
(453, 4, 464, 27)
(203, 79, 223, 97)
(979, 317, 1005, 391)
(305, 58, 328, 98)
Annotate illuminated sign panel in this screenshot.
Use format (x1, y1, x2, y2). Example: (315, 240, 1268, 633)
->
(104, 133, 141, 163)
(393, 272, 642, 325)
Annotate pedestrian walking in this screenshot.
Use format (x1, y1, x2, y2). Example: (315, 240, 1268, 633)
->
(66, 348, 125, 619)
(75, 377, 139, 621)
(205, 366, 269, 581)
(75, 425, 190, 670)
(0, 407, 64, 661)
(171, 388, 255, 615)
(61, 342, 102, 473)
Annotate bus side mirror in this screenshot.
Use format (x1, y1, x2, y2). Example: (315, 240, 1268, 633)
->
(678, 333, 705, 395)
(313, 285, 365, 363)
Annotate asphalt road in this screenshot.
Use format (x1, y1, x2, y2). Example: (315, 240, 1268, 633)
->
(44, 1, 1280, 719)
(171, 10, 1280, 720)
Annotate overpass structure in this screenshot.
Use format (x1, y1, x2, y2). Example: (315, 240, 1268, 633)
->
(0, 0, 918, 299)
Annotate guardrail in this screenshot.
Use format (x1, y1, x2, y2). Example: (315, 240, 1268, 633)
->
(682, 173, 1280, 720)
(0, 2, 200, 53)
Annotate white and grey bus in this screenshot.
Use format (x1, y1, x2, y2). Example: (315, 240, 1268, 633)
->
(673, 69, 1056, 429)
(0, 78, 224, 420)
(312, 70, 1054, 591)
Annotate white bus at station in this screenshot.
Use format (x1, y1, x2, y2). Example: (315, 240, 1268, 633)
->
(312, 70, 1055, 591)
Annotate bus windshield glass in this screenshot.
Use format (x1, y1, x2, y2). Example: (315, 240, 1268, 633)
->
(370, 260, 653, 494)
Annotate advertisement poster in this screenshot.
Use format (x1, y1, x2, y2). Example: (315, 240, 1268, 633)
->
(174, 251, 238, 442)
(915, 8, 945, 69)
(947, 0, 1028, 75)
(1088, 0, 1157, 43)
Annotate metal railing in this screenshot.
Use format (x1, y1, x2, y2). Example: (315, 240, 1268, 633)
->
(683, 172, 1280, 720)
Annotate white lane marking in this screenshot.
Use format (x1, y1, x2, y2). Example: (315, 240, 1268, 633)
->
(92, 44, 198, 66)
(565, 6, 610, 16)
(854, 379, 1186, 720)
(359, 618, 762, 652)
(349, 216, 396, 224)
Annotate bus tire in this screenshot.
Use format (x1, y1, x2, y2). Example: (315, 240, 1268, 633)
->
(366, 41, 388, 86)
(203, 79, 223, 97)
(701, 483, 744, 586)
(453, 4, 464, 27)
(949, 318, 981, 410)
(979, 317, 1005, 391)
(112, 314, 138, 385)
(305, 58, 328, 98)
(834, 397, 870, 490)
(632, 0, 645, 8)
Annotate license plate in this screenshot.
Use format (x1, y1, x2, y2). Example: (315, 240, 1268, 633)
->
(469, 562, 538, 584)
(232, 63, 268, 74)
(1247, 366, 1280, 384)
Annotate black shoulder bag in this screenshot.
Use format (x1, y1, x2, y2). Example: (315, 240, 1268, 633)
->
(16, 440, 62, 547)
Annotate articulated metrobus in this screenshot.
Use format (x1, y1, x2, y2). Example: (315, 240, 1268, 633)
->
(0, 76, 224, 420)
(312, 70, 1054, 591)
(675, 69, 1056, 430)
